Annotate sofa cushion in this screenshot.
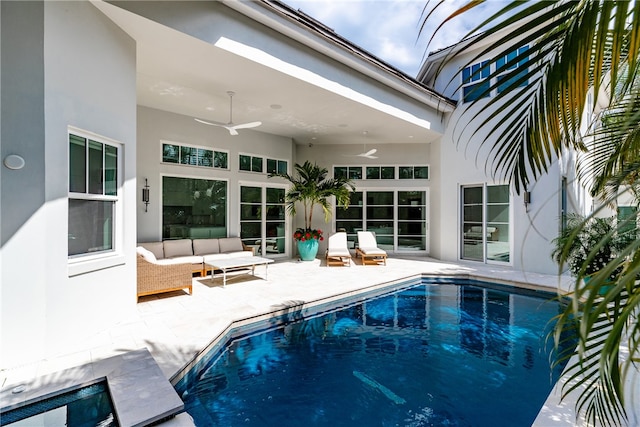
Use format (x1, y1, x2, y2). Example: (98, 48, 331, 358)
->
(136, 246, 157, 262)
(156, 256, 203, 266)
(193, 238, 220, 256)
(163, 239, 194, 258)
(219, 237, 244, 253)
(139, 242, 164, 260)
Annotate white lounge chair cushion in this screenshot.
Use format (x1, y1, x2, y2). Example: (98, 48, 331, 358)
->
(327, 248, 351, 257)
(358, 246, 387, 256)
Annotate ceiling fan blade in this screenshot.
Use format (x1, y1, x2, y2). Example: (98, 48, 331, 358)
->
(362, 148, 377, 156)
(194, 118, 226, 127)
(226, 127, 239, 136)
(230, 121, 262, 131)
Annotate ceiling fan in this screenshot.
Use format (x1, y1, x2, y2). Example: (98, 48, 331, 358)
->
(195, 91, 262, 136)
(343, 131, 378, 159)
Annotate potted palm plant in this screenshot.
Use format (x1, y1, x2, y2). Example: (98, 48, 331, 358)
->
(269, 161, 354, 261)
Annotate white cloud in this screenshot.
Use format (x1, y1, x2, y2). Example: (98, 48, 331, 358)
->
(284, 0, 509, 76)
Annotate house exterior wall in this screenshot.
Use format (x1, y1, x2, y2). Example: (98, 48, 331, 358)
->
(137, 106, 294, 250)
(0, 1, 137, 368)
(421, 42, 571, 275)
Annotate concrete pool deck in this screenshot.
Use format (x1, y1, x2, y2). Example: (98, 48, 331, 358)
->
(3, 255, 634, 426)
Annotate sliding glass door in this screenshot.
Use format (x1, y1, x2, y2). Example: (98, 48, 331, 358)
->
(240, 185, 286, 258)
(461, 184, 510, 263)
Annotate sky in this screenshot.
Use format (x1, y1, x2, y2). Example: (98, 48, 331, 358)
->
(283, 0, 508, 77)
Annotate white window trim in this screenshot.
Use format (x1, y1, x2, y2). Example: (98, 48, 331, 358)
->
(67, 126, 125, 276)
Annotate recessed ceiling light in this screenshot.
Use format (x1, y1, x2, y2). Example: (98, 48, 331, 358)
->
(408, 135, 414, 139)
(206, 106, 215, 111)
(270, 104, 282, 109)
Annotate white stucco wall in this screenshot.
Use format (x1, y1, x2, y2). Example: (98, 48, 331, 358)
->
(0, 1, 137, 368)
(422, 40, 567, 275)
(136, 106, 294, 252)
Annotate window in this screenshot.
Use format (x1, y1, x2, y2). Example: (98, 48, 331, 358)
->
(462, 60, 490, 102)
(162, 142, 228, 169)
(366, 166, 395, 180)
(239, 154, 263, 173)
(461, 45, 529, 102)
(334, 166, 362, 180)
(162, 176, 227, 239)
(461, 184, 510, 263)
(496, 46, 529, 93)
(68, 133, 118, 257)
(266, 158, 288, 175)
(399, 166, 429, 180)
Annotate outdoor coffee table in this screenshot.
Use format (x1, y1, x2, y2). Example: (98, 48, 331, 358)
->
(205, 256, 274, 287)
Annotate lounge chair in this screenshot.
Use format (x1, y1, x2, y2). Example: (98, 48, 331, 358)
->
(325, 232, 352, 267)
(356, 231, 387, 265)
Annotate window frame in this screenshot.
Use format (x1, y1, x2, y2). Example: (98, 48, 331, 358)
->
(161, 140, 229, 170)
(68, 127, 124, 276)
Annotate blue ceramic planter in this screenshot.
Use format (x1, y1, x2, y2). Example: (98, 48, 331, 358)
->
(297, 239, 319, 261)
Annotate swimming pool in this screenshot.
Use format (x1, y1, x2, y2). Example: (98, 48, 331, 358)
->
(176, 278, 574, 426)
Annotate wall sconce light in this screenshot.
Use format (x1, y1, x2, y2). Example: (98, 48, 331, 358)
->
(142, 178, 150, 212)
(524, 191, 531, 205)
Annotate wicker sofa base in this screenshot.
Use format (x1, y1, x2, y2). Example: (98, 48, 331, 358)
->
(137, 254, 193, 300)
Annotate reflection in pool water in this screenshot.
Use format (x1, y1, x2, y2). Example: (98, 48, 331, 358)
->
(177, 280, 574, 426)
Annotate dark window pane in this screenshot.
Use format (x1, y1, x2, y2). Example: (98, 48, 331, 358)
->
(348, 167, 362, 180)
(463, 80, 491, 102)
(241, 205, 261, 221)
(366, 167, 380, 179)
(336, 206, 363, 220)
(241, 186, 261, 203)
(214, 151, 228, 169)
(239, 155, 251, 171)
(267, 158, 277, 174)
(198, 149, 213, 167)
(381, 167, 395, 179)
(464, 205, 483, 222)
(240, 222, 261, 240)
(162, 144, 179, 163)
(180, 146, 198, 166)
(334, 167, 347, 179)
(398, 221, 426, 235)
(88, 140, 103, 194)
(104, 145, 117, 196)
(367, 206, 394, 219)
(399, 167, 413, 179)
(251, 156, 263, 173)
(69, 135, 86, 193)
(398, 191, 425, 205)
(277, 160, 287, 174)
(266, 205, 285, 220)
(398, 207, 425, 220)
(162, 176, 227, 239)
(463, 187, 483, 204)
(68, 199, 113, 256)
(487, 185, 509, 203)
(367, 191, 393, 205)
(414, 166, 429, 179)
(266, 187, 284, 204)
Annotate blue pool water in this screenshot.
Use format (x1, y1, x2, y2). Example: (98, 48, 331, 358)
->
(177, 279, 574, 426)
(1, 381, 116, 426)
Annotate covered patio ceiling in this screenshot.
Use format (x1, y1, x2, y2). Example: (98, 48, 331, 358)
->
(96, 1, 451, 147)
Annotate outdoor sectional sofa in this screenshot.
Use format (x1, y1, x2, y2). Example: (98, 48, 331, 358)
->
(136, 237, 254, 299)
